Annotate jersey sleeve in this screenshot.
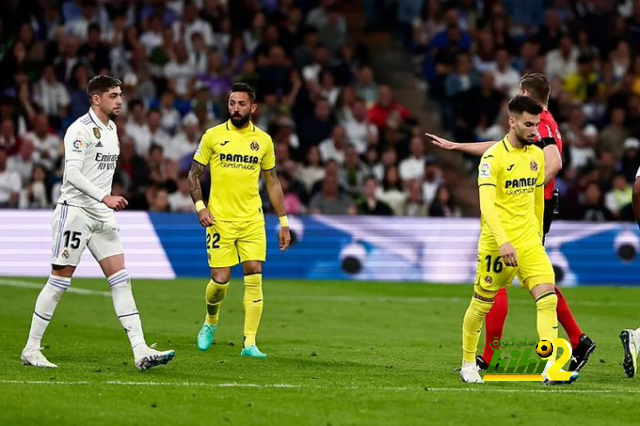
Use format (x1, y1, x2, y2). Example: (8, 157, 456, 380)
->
(477, 151, 498, 187)
(193, 131, 214, 165)
(261, 136, 276, 171)
(63, 124, 89, 163)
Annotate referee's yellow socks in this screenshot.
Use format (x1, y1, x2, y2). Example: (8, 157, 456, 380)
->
(462, 297, 494, 363)
(536, 291, 558, 363)
(243, 273, 263, 347)
(205, 279, 229, 326)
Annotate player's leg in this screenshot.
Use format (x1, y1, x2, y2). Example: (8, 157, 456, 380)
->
(521, 245, 577, 385)
(198, 221, 237, 351)
(238, 220, 267, 359)
(461, 250, 516, 383)
(543, 195, 595, 369)
(479, 288, 508, 369)
(22, 204, 88, 368)
(90, 221, 174, 371)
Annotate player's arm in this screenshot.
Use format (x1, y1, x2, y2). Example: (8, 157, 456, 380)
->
(535, 158, 546, 241)
(478, 154, 517, 266)
(426, 133, 498, 157)
(540, 139, 562, 184)
(63, 130, 126, 210)
(262, 167, 291, 252)
(633, 176, 640, 230)
(188, 160, 215, 227)
(189, 132, 215, 227)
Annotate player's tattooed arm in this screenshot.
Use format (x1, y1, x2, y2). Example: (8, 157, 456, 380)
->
(263, 168, 287, 216)
(188, 161, 206, 203)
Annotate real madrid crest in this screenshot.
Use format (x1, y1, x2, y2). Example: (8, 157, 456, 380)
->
(62, 248, 70, 259)
(93, 127, 101, 139)
(530, 161, 538, 172)
(250, 141, 259, 151)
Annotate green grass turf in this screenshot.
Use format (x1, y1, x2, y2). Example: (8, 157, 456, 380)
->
(1, 277, 639, 425)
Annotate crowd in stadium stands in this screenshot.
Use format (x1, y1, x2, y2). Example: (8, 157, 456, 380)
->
(0, 0, 462, 218)
(410, 0, 640, 221)
(1, 0, 640, 222)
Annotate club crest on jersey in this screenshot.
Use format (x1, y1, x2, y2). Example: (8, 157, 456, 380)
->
(485, 276, 493, 284)
(250, 141, 260, 151)
(62, 248, 70, 259)
(72, 139, 84, 152)
(530, 161, 538, 172)
(93, 127, 101, 139)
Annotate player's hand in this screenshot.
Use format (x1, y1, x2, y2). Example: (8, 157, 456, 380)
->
(103, 195, 128, 211)
(198, 209, 215, 228)
(499, 243, 518, 267)
(279, 226, 291, 252)
(425, 133, 458, 151)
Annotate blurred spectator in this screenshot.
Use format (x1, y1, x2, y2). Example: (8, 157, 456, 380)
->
(422, 158, 443, 207)
(399, 136, 427, 183)
(309, 173, 354, 215)
(354, 175, 393, 216)
(598, 107, 628, 159)
(579, 182, 612, 222)
(429, 185, 462, 218)
(401, 179, 428, 217)
(378, 166, 406, 214)
(279, 171, 305, 216)
(7, 139, 35, 185)
(169, 113, 201, 163)
(367, 85, 411, 131)
(342, 97, 378, 154)
(0, 118, 21, 155)
(18, 164, 51, 209)
(605, 173, 633, 220)
(169, 173, 195, 213)
(0, 148, 21, 208)
(318, 125, 347, 164)
(339, 144, 365, 196)
(32, 65, 70, 129)
(298, 146, 325, 192)
(545, 35, 578, 81)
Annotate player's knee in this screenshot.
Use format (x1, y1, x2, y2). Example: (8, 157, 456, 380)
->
(107, 269, 131, 290)
(211, 269, 231, 284)
(46, 275, 72, 297)
(242, 262, 262, 276)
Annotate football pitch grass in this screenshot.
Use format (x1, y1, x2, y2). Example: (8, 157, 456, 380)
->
(1, 277, 639, 425)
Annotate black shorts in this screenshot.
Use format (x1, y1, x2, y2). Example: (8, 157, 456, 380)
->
(543, 198, 554, 238)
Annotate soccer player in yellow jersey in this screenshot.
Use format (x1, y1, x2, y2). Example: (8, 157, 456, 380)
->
(458, 95, 578, 385)
(187, 83, 291, 358)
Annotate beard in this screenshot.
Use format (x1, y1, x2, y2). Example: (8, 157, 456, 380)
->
(106, 107, 120, 121)
(516, 132, 536, 145)
(230, 112, 251, 128)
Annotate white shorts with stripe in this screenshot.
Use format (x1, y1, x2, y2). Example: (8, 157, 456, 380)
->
(51, 203, 124, 267)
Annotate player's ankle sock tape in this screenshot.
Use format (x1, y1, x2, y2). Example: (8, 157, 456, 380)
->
(462, 298, 493, 363)
(205, 280, 229, 324)
(243, 274, 263, 346)
(536, 293, 558, 362)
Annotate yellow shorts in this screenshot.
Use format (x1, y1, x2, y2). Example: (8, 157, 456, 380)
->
(206, 220, 266, 268)
(474, 244, 555, 299)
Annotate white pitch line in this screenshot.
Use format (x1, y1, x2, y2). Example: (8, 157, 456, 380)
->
(0, 278, 110, 297)
(0, 380, 639, 394)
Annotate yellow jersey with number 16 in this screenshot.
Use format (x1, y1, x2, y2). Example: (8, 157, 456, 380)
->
(477, 137, 545, 251)
(194, 120, 275, 222)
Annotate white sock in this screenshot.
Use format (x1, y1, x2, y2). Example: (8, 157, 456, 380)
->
(634, 328, 640, 353)
(108, 270, 146, 357)
(25, 276, 70, 350)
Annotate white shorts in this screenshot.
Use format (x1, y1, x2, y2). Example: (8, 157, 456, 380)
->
(51, 203, 123, 266)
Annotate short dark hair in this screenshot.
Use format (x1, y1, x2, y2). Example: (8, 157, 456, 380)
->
(87, 75, 121, 99)
(519, 73, 550, 105)
(229, 82, 256, 103)
(508, 95, 543, 116)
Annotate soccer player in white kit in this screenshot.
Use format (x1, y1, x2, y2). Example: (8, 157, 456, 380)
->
(621, 165, 640, 377)
(21, 75, 175, 371)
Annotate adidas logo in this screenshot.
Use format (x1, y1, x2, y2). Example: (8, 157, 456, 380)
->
(96, 141, 103, 147)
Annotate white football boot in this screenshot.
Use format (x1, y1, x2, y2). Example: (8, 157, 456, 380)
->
(134, 344, 175, 371)
(460, 363, 483, 384)
(21, 347, 58, 368)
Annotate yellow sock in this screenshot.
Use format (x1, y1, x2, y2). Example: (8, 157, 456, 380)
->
(205, 279, 229, 326)
(243, 274, 263, 347)
(462, 297, 494, 363)
(536, 292, 558, 363)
